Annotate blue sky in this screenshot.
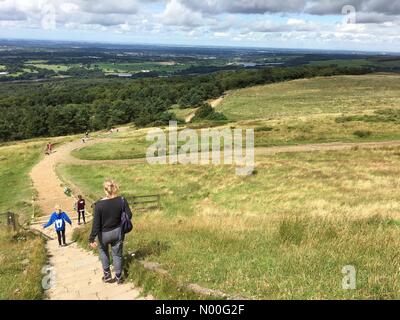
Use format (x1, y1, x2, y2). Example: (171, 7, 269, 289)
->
(0, 0, 399, 52)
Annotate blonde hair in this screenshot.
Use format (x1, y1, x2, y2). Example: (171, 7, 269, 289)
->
(103, 179, 119, 198)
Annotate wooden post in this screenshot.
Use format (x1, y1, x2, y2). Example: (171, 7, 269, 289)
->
(32, 195, 35, 219)
(7, 212, 16, 232)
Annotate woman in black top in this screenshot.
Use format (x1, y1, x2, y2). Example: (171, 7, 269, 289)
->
(89, 179, 132, 284)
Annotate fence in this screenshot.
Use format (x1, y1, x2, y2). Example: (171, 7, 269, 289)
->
(0, 212, 18, 232)
(125, 194, 161, 211)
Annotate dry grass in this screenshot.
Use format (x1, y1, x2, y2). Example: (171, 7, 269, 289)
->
(217, 74, 400, 121)
(64, 145, 400, 299)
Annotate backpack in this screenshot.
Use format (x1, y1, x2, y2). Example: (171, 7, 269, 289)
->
(121, 197, 133, 234)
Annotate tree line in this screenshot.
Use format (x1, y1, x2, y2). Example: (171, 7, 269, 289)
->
(0, 65, 371, 142)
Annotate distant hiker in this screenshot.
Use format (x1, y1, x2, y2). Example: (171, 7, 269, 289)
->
(76, 195, 86, 225)
(45, 142, 52, 155)
(89, 179, 132, 284)
(85, 131, 89, 139)
(43, 205, 72, 247)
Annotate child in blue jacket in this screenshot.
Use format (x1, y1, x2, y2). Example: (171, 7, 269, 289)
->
(43, 205, 72, 247)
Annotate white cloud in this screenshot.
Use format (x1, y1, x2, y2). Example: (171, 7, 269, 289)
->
(156, 0, 204, 27)
(0, 0, 398, 51)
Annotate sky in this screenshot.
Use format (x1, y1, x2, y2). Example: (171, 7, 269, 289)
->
(0, 0, 399, 52)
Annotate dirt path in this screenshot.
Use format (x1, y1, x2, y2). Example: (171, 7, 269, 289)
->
(61, 139, 400, 167)
(30, 138, 153, 300)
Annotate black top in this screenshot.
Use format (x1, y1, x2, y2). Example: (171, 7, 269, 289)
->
(89, 196, 132, 243)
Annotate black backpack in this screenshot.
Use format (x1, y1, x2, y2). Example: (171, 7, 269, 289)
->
(121, 197, 133, 234)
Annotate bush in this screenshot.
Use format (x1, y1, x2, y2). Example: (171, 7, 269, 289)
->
(353, 130, 372, 138)
(192, 103, 227, 122)
(194, 103, 214, 119)
(255, 126, 274, 132)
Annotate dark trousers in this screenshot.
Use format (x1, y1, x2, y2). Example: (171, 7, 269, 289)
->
(56, 229, 66, 246)
(78, 210, 86, 224)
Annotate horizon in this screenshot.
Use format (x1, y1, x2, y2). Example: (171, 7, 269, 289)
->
(1, 37, 398, 55)
(0, 1, 399, 53)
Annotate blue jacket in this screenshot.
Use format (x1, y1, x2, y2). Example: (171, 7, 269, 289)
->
(44, 212, 72, 232)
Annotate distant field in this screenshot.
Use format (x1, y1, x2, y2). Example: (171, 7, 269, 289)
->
(217, 74, 400, 121)
(25, 63, 70, 72)
(64, 146, 400, 299)
(93, 62, 187, 73)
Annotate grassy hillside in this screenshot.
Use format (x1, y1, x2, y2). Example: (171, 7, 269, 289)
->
(62, 146, 400, 299)
(0, 141, 45, 299)
(217, 74, 400, 121)
(72, 74, 400, 161)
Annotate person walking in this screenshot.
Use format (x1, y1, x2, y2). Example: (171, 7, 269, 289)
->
(76, 195, 86, 225)
(89, 179, 132, 284)
(43, 205, 72, 247)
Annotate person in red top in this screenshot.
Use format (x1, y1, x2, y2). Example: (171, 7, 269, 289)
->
(76, 195, 86, 225)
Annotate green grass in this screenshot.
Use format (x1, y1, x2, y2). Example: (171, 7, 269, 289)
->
(0, 141, 47, 299)
(217, 74, 400, 121)
(250, 113, 400, 147)
(170, 106, 197, 122)
(72, 134, 150, 160)
(62, 145, 400, 299)
(0, 142, 43, 216)
(25, 63, 70, 72)
(73, 113, 400, 160)
(0, 230, 46, 299)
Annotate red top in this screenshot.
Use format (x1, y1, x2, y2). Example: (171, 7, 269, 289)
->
(77, 199, 85, 211)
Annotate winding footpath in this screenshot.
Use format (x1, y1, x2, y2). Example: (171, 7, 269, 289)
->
(30, 139, 153, 300)
(29, 130, 400, 300)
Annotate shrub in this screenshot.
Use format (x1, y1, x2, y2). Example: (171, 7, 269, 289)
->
(192, 103, 227, 122)
(255, 126, 274, 132)
(353, 130, 372, 138)
(194, 103, 214, 119)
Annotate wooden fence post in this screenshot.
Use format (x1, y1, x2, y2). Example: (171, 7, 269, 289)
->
(7, 212, 16, 232)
